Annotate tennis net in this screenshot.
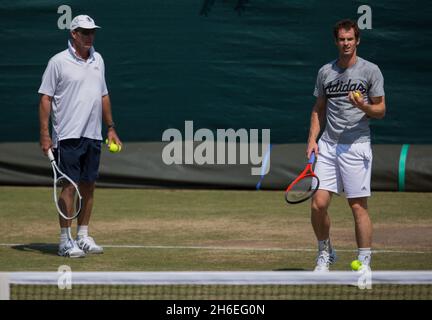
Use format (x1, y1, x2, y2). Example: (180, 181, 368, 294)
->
(1, 271, 431, 300)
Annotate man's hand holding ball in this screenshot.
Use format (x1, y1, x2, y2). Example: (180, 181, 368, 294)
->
(105, 139, 122, 153)
(349, 90, 366, 110)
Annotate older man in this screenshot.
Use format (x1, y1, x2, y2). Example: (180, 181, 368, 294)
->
(39, 15, 121, 257)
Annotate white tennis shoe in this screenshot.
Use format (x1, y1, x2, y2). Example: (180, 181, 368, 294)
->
(58, 239, 86, 258)
(76, 236, 104, 254)
(314, 250, 337, 272)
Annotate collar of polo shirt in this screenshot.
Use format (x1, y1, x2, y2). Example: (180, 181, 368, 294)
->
(68, 40, 96, 62)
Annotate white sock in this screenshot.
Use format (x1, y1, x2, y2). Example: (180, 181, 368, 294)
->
(77, 225, 88, 238)
(318, 239, 333, 253)
(60, 227, 71, 243)
(358, 248, 372, 266)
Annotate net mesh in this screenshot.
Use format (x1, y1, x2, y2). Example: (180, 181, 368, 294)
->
(3, 271, 432, 300)
(9, 284, 432, 300)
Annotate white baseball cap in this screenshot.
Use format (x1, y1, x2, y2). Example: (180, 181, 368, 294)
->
(70, 15, 101, 31)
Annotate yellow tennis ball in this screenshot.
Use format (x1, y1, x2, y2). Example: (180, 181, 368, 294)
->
(109, 143, 120, 153)
(353, 91, 361, 99)
(105, 139, 121, 153)
(351, 260, 362, 271)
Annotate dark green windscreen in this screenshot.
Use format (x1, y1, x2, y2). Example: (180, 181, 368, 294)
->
(1, 0, 431, 143)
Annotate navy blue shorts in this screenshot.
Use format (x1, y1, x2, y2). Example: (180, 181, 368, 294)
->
(54, 138, 102, 183)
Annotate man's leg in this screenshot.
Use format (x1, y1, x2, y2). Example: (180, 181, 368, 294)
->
(75, 138, 103, 253)
(58, 183, 76, 229)
(311, 190, 337, 271)
(337, 141, 373, 267)
(58, 183, 85, 257)
(309, 139, 342, 271)
(76, 181, 103, 254)
(348, 197, 372, 266)
(311, 190, 332, 241)
(77, 182, 95, 226)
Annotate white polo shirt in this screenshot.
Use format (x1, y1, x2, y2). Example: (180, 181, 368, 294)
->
(38, 40, 108, 147)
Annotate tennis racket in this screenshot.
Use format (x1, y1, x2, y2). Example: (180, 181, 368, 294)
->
(47, 149, 82, 220)
(284, 151, 320, 204)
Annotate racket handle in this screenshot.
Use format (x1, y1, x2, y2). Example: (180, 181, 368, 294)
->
(308, 151, 316, 164)
(47, 149, 55, 162)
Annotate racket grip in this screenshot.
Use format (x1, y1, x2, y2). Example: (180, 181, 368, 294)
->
(308, 151, 316, 164)
(47, 149, 55, 162)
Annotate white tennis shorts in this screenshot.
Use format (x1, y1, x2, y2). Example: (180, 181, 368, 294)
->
(313, 139, 373, 198)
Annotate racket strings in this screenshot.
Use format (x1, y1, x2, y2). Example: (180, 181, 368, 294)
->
(55, 177, 82, 220)
(285, 175, 319, 203)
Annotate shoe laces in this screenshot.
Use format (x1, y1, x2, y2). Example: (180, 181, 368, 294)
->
(78, 236, 97, 247)
(61, 238, 77, 252)
(316, 250, 330, 266)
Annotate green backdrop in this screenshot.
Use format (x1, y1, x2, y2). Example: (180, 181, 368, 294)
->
(0, 0, 431, 144)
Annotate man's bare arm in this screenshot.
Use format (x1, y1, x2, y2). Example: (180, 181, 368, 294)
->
(307, 95, 327, 158)
(39, 94, 52, 155)
(349, 93, 386, 119)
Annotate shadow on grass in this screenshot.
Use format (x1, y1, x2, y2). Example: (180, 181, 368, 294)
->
(273, 268, 309, 271)
(11, 243, 58, 256)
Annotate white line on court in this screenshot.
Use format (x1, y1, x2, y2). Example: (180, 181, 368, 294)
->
(0, 243, 428, 254)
